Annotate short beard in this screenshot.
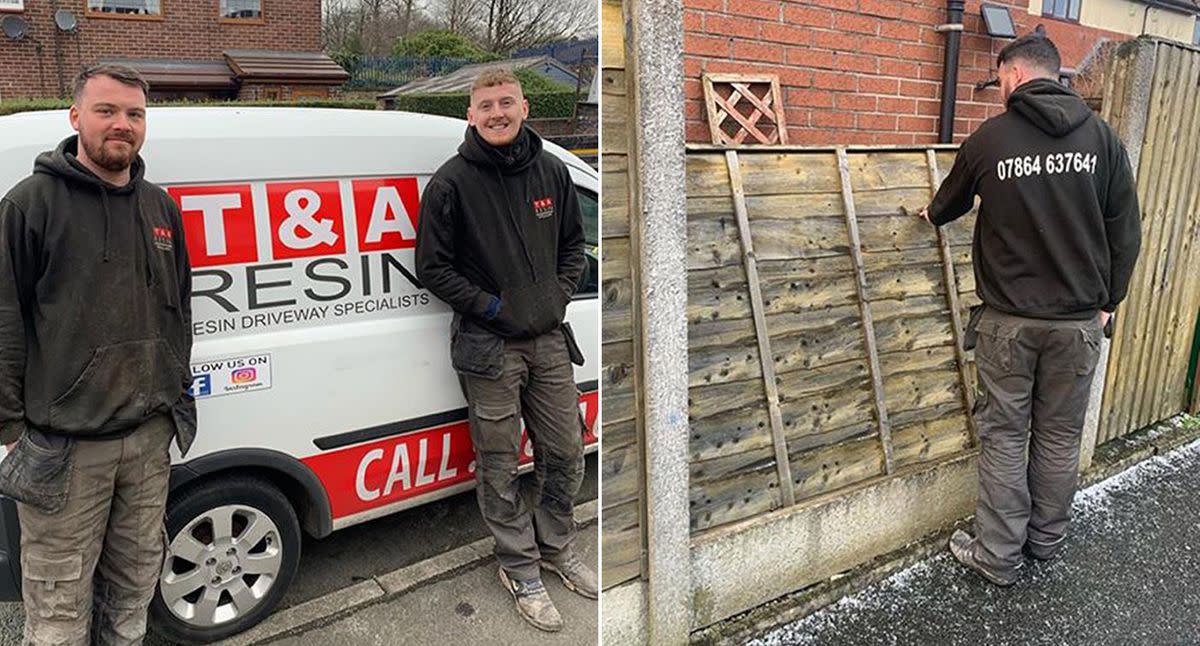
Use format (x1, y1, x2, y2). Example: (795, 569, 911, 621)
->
(81, 136, 136, 173)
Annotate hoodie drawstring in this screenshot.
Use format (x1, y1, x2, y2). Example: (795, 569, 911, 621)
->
(494, 167, 539, 282)
(98, 185, 156, 288)
(99, 190, 112, 263)
(133, 190, 157, 288)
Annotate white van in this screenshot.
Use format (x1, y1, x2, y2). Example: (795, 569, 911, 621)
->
(0, 107, 600, 643)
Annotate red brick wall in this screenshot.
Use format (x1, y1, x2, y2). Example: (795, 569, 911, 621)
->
(0, 1, 321, 99)
(683, 0, 1125, 145)
(238, 81, 339, 100)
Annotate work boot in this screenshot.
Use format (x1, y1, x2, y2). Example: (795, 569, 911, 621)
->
(948, 529, 1019, 587)
(1023, 538, 1064, 562)
(541, 551, 599, 599)
(499, 568, 564, 632)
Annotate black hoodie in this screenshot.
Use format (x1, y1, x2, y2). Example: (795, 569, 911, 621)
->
(930, 78, 1142, 319)
(0, 136, 195, 452)
(415, 125, 587, 338)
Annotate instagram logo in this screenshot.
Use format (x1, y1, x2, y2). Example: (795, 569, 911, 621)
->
(231, 368, 257, 384)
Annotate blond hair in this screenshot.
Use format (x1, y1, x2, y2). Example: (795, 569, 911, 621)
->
(471, 68, 523, 95)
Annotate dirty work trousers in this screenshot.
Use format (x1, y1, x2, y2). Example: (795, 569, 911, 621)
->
(972, 307, 1102, 573)
(457, 327, 584, 582)
(18, 415, 173, 646)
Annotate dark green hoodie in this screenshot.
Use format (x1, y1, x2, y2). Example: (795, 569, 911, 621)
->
(929, 78, 1142, 319)
(415, 125, 587, 339)
(0, 135, 196, 453)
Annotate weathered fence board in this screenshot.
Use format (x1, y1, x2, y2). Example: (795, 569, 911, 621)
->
(600, 0, 643, 589)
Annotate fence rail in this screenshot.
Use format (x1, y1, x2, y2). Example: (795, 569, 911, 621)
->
(341, 56, 471, 90)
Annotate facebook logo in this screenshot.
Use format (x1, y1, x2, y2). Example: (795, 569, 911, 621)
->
(189, 373, 213, 398)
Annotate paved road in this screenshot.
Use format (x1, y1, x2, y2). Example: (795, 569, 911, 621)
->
(0, 454, 596, 645)
(748, 439, 1200, 646)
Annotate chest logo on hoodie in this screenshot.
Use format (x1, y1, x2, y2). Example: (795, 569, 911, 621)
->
(533, 197, 555, 220)
(152, 226, 174, 252)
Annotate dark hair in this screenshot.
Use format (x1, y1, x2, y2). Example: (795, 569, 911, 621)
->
(72, 64, 149, 101)
(997, 34, 1061, 74)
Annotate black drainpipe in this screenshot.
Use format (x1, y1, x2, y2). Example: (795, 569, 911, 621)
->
(937, 0, 966, 144)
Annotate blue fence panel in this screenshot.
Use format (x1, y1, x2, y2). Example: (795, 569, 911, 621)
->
(344, 57, 472, 90)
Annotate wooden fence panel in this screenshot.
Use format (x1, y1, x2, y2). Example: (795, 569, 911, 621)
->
(685, 146, 978, 533)
(1099, 41, 1200, 443)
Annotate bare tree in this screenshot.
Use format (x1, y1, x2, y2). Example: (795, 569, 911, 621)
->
(432, 0, 479, 36)
(323, 0, 595, 57)
(480, 0, 593, 53)
(323, 0, 435, 55)
(427, 0, 594, 53)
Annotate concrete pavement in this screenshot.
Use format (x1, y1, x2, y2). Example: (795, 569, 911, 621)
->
(746, 423, 1200, 646)
(264, 520, 598, 646)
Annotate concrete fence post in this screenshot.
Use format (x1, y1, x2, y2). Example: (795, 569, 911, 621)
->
(1081, 38, 1156, 470)
(630, 0, 691, 643)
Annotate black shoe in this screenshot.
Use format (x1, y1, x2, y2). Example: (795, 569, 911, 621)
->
(948, 529, 1019, 587)
(1023, 539, 1063, 562)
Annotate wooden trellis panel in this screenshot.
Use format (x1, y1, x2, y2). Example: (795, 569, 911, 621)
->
(686, 145, 978, 533)
(702, 73, 788, 146)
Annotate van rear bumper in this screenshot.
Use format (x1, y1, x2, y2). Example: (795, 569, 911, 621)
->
(0, 497, 20, 601)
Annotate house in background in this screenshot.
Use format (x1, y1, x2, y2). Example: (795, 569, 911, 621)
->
(0, 0, 347, 101)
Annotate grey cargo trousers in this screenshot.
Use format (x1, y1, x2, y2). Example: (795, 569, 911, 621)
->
(455, 325, 584, 582)
(17, 415, 173, 646)
(972, 307, 1102, 573)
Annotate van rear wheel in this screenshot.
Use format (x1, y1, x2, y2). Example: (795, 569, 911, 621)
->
(149, 476, 301, 644)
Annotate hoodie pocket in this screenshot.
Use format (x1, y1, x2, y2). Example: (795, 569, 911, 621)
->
(493, 282, 569, 338)
(48, 339, 184, 433)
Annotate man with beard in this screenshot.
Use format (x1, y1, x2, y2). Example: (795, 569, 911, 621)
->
(0, 64, 195, 644)
(415, 69, 594, 632)
(920, 35, 1141, 586)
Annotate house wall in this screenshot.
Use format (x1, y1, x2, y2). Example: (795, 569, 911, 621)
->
(681, 0, 1134, 145)
(0, 1, 320, 99)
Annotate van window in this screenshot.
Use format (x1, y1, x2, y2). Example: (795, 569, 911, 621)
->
(576, 187, 598, 297)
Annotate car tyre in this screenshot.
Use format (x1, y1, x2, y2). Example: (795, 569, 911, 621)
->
(149, 475, 301, 644)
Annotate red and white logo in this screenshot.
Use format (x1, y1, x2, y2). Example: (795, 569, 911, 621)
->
(533, 197, 555, 220)
(168, 177, 425, 267)
(352, 178, 421, 253)
(152, 226, 174, 252)
(266, 181, 347, 260)
(170, 184, 257, 268)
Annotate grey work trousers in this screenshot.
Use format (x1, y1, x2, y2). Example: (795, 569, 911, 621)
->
(972, 307, 1102, 573)
(17, 416, 173, 646)
(456, 327, 584, 581)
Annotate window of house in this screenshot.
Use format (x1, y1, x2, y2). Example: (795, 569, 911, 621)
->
(220, 0, 262, 21)
(1042, 0, 1081, 22)
(1194, 17, 1199, 45)
(86, 0, 163, 17)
